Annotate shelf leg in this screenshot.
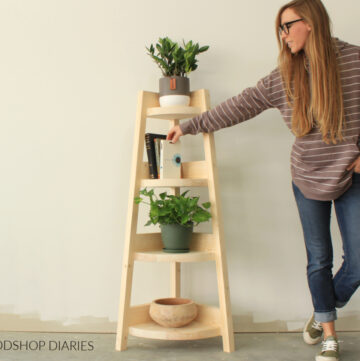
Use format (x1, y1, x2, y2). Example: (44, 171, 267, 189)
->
(167, 171, 181, 299)
(116, 90, 159, 351)
(202, 130, 235, 353)
(170, 262, 181, 297)
(115, 259, 134, 351)
(215, 255, 235, 352)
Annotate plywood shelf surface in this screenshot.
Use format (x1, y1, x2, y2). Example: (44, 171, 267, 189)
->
(147, 106, 201, 120)
(129, 320, 221, 340)
(133, 250, 216, 263)
(140, 178, 208, 188)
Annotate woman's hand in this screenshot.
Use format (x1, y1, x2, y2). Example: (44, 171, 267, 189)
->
(347, 156, 360, 173)
(166, 125, 183, 143)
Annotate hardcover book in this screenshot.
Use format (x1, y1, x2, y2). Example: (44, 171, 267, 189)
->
(154, 138, 162, 178)
(145, 133, 166, 179)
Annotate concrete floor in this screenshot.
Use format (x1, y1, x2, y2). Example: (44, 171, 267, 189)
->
(0, 332, 359, 361)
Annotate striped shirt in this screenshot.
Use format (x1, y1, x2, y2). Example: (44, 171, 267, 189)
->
(179, 39, 360, 201)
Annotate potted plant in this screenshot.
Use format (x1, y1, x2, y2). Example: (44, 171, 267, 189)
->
(134, 188, 211, 253)
(146, 37, 209, 107)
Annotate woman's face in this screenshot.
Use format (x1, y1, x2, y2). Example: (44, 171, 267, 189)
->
(280, 8, 311, 54)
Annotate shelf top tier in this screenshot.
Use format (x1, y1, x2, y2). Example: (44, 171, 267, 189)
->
(147, 106, 201, 120)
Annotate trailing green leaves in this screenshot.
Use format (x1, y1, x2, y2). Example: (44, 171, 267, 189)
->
(135, 187, 211, 227)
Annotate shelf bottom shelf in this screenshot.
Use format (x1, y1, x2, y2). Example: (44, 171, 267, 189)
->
(129, 320, 221, 340)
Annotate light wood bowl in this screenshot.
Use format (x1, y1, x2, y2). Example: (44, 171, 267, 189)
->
(149, 298, 198, 328)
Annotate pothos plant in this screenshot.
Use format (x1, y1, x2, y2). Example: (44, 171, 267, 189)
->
(134, 188, 211, 228)
(146, 36, 209, 77)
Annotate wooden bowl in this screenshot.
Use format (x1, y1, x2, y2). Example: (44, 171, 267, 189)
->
(149, 298, 198, 328)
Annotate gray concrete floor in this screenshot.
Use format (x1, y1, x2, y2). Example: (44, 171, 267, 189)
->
(0, 331, 359, 361)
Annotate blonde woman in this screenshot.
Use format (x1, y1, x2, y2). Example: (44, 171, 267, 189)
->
(167, 0, 360, 360)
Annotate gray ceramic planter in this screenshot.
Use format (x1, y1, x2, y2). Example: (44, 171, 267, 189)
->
(159, 76, 190, 107)
(159, 76, 190, 96)
(160, 223, 193, 253)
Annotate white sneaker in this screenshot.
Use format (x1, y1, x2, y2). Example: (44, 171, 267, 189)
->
(304, 314, 323, 345)
(316, 336, 339, 361)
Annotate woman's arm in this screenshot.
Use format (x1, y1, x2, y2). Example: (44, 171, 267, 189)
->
(167, 69, 279, 143)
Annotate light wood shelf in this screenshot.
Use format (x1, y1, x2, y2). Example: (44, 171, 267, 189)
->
(116, 89, 234, 353)
(129, 321, 221, 340)
(133, 250, 216, 263)
(140, 178, 208, 188)
(146, 105, 201, 120)
(139, 161, 209, 180)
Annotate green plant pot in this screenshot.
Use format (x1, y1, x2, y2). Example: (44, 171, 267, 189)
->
(160, 223, 193, 253)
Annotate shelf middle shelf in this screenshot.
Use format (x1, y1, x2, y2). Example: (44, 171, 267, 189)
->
(140, 178, 208, 188)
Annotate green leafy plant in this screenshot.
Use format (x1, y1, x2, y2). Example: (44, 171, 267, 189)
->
(146, 36, 209, 77)
(135, 188, 211, 228)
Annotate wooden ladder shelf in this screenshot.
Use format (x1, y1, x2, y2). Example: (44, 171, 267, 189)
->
(115, 89, 235, 353)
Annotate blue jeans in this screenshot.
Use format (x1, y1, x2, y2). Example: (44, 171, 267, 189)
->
(292, 172, 360, 323)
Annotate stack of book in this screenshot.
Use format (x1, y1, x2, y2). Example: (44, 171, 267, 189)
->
(145, 133, 182, 179)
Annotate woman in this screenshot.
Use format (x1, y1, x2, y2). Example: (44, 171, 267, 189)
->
(167, 1, 360, 360)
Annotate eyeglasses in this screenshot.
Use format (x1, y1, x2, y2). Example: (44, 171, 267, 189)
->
(279, 18, 303, 35)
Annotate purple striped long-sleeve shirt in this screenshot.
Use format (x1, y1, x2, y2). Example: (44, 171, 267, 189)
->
(179, 38, 360, 201)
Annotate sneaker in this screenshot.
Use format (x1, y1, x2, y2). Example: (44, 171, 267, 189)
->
(304, 314, 323, 345)
(316, 336, 339, 361)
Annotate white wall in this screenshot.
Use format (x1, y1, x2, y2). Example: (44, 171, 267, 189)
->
(0, 0, 359, 332)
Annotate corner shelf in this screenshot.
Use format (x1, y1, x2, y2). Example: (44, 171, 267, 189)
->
(116, 89, 234, 353)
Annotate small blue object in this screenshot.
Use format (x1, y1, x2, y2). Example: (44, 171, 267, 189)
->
(172, 153, 181, 167)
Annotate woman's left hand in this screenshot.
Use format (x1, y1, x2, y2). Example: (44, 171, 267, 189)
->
(347, 156, 360, 173)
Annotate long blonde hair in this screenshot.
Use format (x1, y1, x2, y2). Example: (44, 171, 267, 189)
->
(276, 0, 344, 144)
